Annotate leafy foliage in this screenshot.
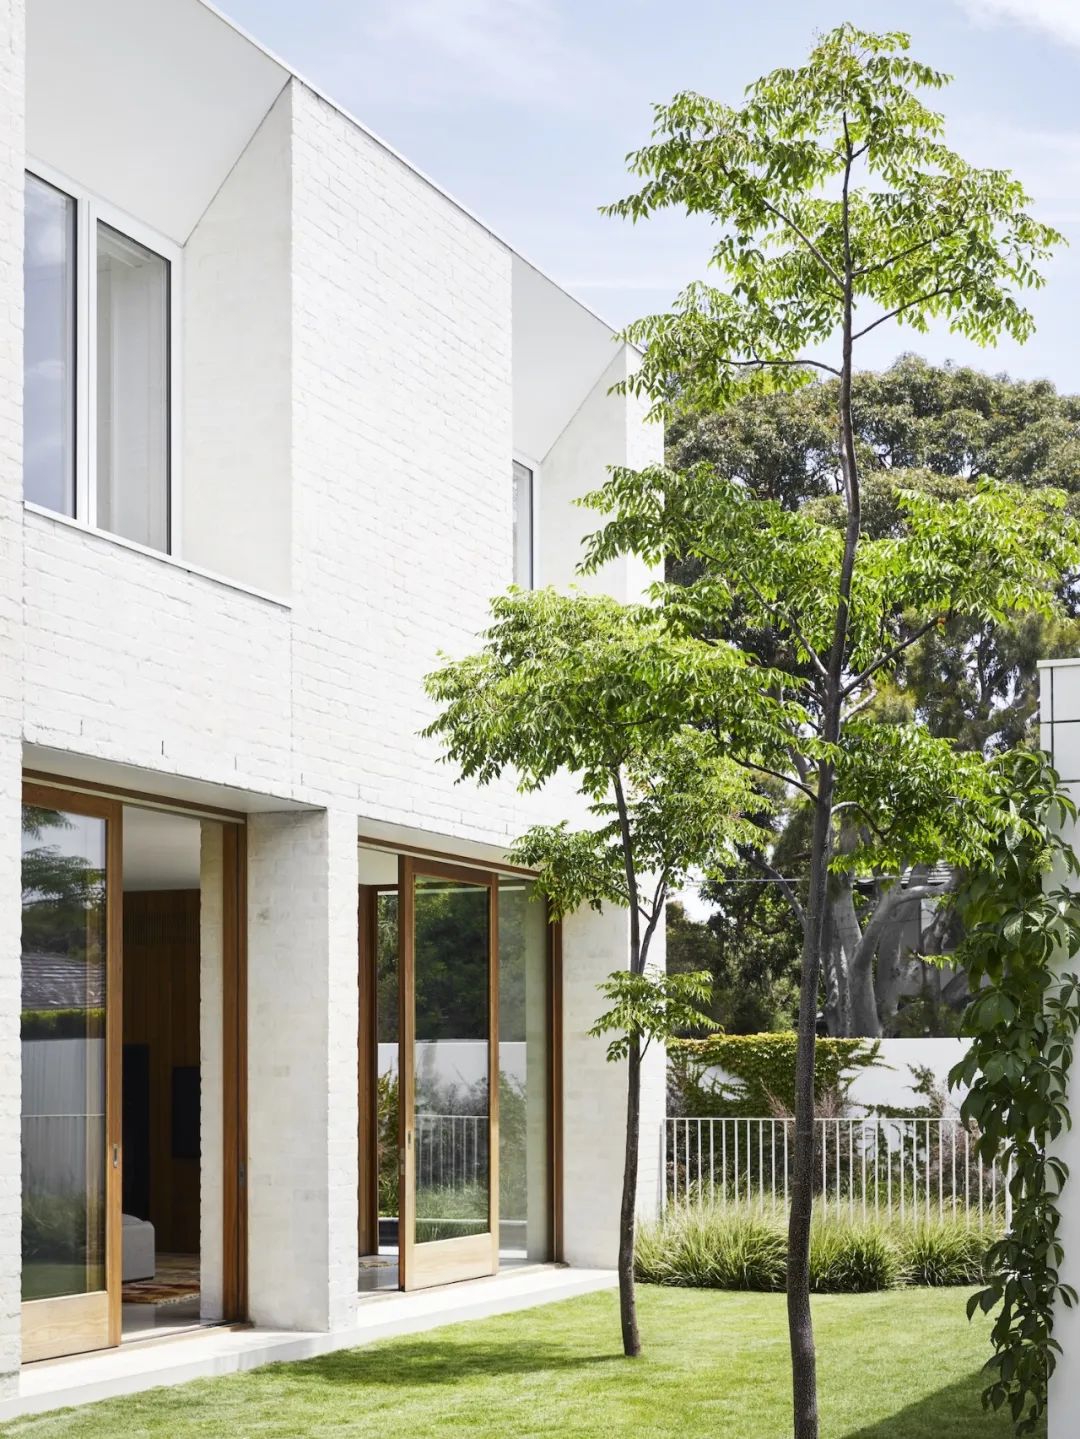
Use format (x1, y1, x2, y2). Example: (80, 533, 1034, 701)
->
(669, 1033, 879, 1118)
(950, 750, 1080, 1433)
(597, 21, 1071, 1435)
(425, 588, 769, 1357)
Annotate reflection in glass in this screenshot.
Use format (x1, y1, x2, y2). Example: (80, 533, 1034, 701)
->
(21, 805, 107, 1301)
(358, 892, 400, 1292)
(498, 880, 550, 1262)
(413, 877, 490, 1245)
(96, 223, 170, 552)
(512, 461, 533, 588)
(23, 175, 76, 515)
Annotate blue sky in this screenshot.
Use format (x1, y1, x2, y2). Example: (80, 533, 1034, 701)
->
(218, 0, 1080, 391)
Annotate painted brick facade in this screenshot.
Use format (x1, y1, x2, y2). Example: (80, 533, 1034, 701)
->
(3, 5, 667, 1390)
(0, 0, 24, 1398)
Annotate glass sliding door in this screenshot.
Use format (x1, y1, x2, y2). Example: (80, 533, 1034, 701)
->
(21, 787, 122, 1362)
(399, 857, 498, 1290)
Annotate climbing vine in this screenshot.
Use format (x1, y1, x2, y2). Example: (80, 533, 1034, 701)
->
(951, 749, 1080, 1435)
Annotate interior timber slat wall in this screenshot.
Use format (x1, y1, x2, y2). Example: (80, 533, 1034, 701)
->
(122, 890, 201, 1254)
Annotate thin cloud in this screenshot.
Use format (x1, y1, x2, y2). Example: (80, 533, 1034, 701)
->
(956, 0, 1080, 48)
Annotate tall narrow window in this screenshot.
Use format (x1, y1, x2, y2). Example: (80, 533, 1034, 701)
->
(23, 175, 76, 516)
(96, 224, 169, 552)
(512, 461, 533, 588)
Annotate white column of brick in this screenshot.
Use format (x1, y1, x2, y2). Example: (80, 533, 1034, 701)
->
(1042, 660, 1080, 1439)
(245, 809, 358, 1332)
(0, 0, 25, 1393)
(198, 823, 225, 1321)
(559, 903, 666, 1269)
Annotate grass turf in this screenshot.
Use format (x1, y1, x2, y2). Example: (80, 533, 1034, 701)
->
(0, 1286, 1032, 1439)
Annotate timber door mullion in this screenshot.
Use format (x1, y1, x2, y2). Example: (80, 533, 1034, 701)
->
(398, 858, 417, 1290)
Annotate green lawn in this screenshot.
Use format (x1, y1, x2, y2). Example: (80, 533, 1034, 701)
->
(0, 1286, 1032, 1439)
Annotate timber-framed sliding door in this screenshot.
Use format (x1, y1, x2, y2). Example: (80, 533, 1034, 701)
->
(398, 856, 498, 1290)
(21, 784, 123, 1362)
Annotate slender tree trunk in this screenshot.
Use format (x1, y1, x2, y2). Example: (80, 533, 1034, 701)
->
(619, 1036, 642, 1357)
(788, 120, 861, 1439)
(612, 770, 644, 1358)
(788, 781, 833, 1439)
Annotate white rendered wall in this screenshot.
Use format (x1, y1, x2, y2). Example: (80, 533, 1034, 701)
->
(1041, 660, 1080, 1439)
(560, 904, 667, 1268)
(0, 0, 24, 1391)
(182, 84, 292, 597)
(539, 345, 660, 601)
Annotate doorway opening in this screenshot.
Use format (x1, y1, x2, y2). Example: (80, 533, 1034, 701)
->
(20, 781, 246, 1363)
(119, 806, 202, 1340)
(357, 846, 554, 1295)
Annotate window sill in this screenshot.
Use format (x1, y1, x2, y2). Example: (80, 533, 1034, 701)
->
(22, 503, 293, 610)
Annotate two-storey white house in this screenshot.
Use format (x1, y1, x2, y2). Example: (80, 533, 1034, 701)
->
(0, 0, 666, 1411)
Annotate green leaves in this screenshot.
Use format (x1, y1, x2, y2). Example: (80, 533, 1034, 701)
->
(589, 968, 717, 1062)
(603, 24, 1060, 422)
(950, 750, 1080, 1433)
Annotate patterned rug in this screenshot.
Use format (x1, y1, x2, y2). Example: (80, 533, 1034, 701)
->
(122, 1253, 200, 1306)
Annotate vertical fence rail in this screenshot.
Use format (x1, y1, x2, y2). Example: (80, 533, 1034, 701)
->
(662, 1116, 1009, 1225)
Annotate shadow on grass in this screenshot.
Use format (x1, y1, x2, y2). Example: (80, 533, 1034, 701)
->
(844, 1371, 1027, 1439)
(275, 1338, 617, 1389)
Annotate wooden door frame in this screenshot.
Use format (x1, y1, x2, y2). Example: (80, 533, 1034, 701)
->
(20, 772, 250, 1352)
(356, 884, 383, 1259)
(20, 782, 123, 1362)
(398, 856, 499, 1290)
(221, 822, 248, 1322)
(358, 859, 564, 1286)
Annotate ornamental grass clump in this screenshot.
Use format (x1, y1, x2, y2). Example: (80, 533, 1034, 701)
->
(636, 1201, 995, 1295)
(808, 1214, 899, 1294)
(635, 1202, 787, 1291)
(898, 1217, 992, 1288)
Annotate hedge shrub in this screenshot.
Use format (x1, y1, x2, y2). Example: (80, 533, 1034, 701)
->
(669, 1032, 881, 1117)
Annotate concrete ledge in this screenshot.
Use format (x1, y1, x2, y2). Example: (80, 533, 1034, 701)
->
(0, 1266, 617, 1421)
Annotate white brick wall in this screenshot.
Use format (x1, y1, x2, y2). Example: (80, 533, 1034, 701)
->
(245, 808, 358, 1332)
(5, 51, 666, 1361)
(560, 904, 666, 1269)
(0, 0, 24, 1391)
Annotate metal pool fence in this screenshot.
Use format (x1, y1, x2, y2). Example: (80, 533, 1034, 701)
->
(662, 1116, 1011, 1225)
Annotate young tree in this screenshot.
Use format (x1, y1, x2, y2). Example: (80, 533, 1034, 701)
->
(589, 25, 1074, 1437)
(424, 589, 771, 1356)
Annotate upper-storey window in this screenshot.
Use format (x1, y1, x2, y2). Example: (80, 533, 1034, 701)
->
(24, 176, 76, 516)
(512, 459, 534, 588)
(23, 171, 176, 555)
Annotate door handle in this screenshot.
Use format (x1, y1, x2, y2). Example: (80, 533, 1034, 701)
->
(112, 1143, 120, 1169)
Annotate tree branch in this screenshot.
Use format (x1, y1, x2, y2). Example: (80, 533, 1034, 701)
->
(743, 849, 806, 926)
(840, 615, 946, 700)
(732, 755, 818, 803)
(852, 222, 965, 278)
(851, 284, 965, 341)
(725, 356, 843, 378)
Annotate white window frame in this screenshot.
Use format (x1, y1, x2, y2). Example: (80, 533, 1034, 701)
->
(512, 451, 541, 589)
(25, 160, 183, 558)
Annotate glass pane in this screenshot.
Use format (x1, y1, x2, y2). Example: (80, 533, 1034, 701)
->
(369, 891, 400, 1288)
(21, 804, 108, 1301)
(24, 175, 76, 515)
(512, 461, 533, 588)
(96, 223, 169, 552)
(498, 879, 549, 1263)
(413, 876, 490, 1245)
